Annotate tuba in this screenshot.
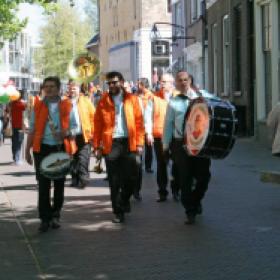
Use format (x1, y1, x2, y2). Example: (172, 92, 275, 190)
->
(68, 53, 100, 92)
(68, 53, 104, 174)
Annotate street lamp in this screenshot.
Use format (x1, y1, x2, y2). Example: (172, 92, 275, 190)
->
(150, 22, 196, 42)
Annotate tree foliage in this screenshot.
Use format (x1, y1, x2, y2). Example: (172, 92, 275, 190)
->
(34, 1, 93, 78)
(0, 0, 57, 40)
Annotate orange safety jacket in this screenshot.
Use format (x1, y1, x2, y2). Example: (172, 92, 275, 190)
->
(32, 99, 77, 155)
(138, 90, 154, 109)
(151, 95, 168, 138)
(66, 95, 95, 144)
(94, 91, 145, 155)
(152, 89, 178, 138)
(154, 88, 179, 100)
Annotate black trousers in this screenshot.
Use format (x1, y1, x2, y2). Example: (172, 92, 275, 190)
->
(144, 140, 153, 170)
(33, 144, 65, 222)
(105, 138, 138, 215)
(71, 134, 91, 184)
(11, 128, 24, 162)
(154, 138, 180, 196)
(134, 154, 142, 194)
(172, 139, 211, 214)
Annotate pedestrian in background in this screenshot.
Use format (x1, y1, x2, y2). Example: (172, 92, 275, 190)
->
(10, 89, 26, 165)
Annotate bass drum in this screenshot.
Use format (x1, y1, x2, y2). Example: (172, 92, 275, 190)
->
(40, 152, 71, 180)
(183, 97, 237, 159)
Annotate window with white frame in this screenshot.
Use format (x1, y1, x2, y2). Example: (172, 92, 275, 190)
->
(191, 0, 202, 23)
(223, 15, 230, 96)
(174, 1, 183, 36)
(262, 3, 272, 51)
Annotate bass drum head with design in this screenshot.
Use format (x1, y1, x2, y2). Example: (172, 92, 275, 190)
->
(184, 100, 210, 156)
(40, 152, 71, 180)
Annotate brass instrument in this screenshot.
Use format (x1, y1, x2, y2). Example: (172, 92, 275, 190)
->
(68, 53, 103, 173)
(68, 53, 100, 94)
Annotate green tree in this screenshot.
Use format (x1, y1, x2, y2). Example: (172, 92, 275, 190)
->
(0, 0, 57, 40)
(35, 1, 93, 78)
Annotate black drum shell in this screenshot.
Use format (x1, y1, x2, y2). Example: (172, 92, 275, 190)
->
(184, 97, 237, 159)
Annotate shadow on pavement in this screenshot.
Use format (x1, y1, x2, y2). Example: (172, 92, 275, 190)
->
(3, 171, 36, 177)
(2, 184, 38, 191)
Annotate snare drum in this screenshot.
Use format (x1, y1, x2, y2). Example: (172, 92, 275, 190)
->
(40, 152, 71, 179)
(183, 97, 237, 159)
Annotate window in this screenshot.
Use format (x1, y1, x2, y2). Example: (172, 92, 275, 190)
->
(174, 2, 183, 36)
(234, 5, 242, 92)
(261, 3, 272, 114)
(223, 15, 230, 96)
(167, 0, 171, 13)
(262, 4, 272, 51)
(212, 23, 218, 94)
(134, 0, 137, 19)
(191, 0, 202, 22)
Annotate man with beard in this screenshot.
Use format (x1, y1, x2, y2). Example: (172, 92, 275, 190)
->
(94, 71, 144, 223)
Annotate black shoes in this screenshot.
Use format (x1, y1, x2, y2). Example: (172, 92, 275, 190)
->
(185, 212, 196, 225)
(145, 168, 154, 173)
(112, 213, 125, 223)
(38, 217, 61, 233)
(38, 221, 50, 233)
(71, 179, 87, 189)
(157, 195, 167, 202)
(51, 218, 61, 229)
(133, 192, 142, 201)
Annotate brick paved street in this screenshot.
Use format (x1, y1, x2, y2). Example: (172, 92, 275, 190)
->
(1, 138, 280, 280)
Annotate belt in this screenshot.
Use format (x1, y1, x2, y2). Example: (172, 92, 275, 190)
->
(113, 137, 128, 142)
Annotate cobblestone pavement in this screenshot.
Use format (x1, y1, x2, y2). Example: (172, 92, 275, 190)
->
(1, 138, 280, 280)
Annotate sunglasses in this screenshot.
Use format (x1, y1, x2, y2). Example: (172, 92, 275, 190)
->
(106, 80, 119, 85)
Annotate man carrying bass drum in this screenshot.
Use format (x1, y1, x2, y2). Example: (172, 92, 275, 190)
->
(162, 70, 211, 225)
(25, 76, 78, 233)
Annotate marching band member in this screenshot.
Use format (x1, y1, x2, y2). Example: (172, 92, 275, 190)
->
(162, 71, 211, 225)
(145, 73, 179, 202)
(66, 79, 95, 188)
(133, 78, 153, 201)
(94, 71, 144, 223)
(136, 78, 154, 173)
(25, 76, 78, 232)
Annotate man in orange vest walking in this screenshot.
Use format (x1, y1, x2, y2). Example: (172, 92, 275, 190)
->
(66, 79, 95, 188)
(25, 76, 78, 232)
(94, 71, 144, 223)
(145, 73, 179, 202)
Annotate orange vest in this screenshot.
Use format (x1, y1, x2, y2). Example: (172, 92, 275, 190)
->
(66, 95, 95, 144)
(139, 90, 153, 109)
(32, 99, 77, 155)
(154, 88, 179, 100)
(94, 92, 145, 155)
(152, 96, 168, 138)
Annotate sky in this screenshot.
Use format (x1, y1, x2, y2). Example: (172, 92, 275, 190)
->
(17, 1, 88, 46)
